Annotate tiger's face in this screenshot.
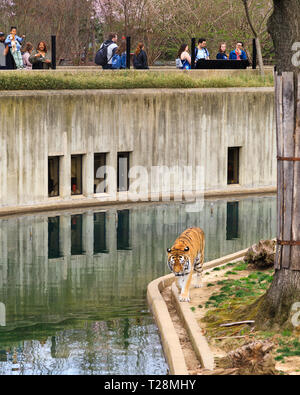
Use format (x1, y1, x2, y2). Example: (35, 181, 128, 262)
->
(167, 247, 191, 276)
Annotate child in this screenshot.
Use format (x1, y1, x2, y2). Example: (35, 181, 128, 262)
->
(5, 26, 25, 69)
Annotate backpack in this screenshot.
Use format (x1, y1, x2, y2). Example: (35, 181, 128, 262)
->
(95, 42, 111, 66)
(120, 52, 127, 69)
(176, 58, 183, 68)
(111, 53, 121, 69)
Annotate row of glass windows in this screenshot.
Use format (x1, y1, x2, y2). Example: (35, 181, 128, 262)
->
(48, 152, 130, 197)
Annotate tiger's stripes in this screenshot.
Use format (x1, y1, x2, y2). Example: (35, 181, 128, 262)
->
(167, 227, 205, 302)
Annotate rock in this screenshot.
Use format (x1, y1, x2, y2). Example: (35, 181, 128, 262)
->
(218, 340, 276, 375)
(244, 239, 276, 268)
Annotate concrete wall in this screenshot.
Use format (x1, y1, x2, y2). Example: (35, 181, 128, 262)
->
(0, 88, 276, 210)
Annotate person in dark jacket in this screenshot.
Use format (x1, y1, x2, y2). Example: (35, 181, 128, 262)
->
(216, 43, 228, 60)
(0, 31, 16, 69)
(133, 43, 149, 69)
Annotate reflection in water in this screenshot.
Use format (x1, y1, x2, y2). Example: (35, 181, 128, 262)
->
(0, 303, 5, 327)
(94, 212, 108, 254)
(117, 210, 131, 251)
(0, 195, 276, 375)
(71, 214, 84, 255)
(226, 201, 239, 240)
(48, 216, 60, 259)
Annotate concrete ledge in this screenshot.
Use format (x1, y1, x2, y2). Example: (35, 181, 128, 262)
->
(203, 248, 249, 271)
(147, 274, 189, 375)
(147, 248, 248, 374)
(0, 187, 276, 217)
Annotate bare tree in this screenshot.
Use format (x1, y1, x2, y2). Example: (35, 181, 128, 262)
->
(242, 0, 265, 76)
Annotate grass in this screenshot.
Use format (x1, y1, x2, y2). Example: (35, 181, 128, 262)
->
(202, 263, 300, 373)
(0, 70, 274, 90)
(275, 338, 300, 362)
(204, 271, 273, 310)
(202, 264, 274, 337)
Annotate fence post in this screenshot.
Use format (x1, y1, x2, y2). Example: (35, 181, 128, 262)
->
(126, 36, 131, 69)
(252, 38, 257, 69)
(191, 38, 196, 69)
(51, 35, 56, 70)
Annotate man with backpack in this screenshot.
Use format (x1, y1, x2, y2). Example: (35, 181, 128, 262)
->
(195, 38, 210, 63)
(95, 33, 118, 69)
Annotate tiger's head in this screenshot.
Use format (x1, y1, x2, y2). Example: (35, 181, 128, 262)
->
(167, 246, 191, 276)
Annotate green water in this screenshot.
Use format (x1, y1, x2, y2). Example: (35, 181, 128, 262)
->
(0, 195, 276, 375)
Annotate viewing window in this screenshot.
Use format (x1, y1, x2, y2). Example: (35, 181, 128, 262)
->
(94, 153, 107, 193)
(117, 152, 130, 192)
(71, 155, 83, 195)
(227, 147, 240, 185)
(48, 157, 60, 197)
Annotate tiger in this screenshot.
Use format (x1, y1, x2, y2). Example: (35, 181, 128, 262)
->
(167, 227, 205, 302)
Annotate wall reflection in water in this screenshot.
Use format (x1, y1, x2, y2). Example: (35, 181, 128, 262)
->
(0, 196, 276, 374)
(0, 303, 5, 327)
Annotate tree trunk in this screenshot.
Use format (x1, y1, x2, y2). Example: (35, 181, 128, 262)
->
(255, 37, 265, 77)
(242, 0, 265, 77)
(267, 0, 300, 73)
(255, 0, 300, 329)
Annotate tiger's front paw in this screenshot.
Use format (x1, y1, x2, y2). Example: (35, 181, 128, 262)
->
(179, 294, 190, 302)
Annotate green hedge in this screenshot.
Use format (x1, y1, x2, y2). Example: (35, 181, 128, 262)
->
(0, 70, 274, 90)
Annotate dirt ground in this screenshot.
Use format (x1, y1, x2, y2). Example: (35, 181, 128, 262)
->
(163, 262, 300, 375)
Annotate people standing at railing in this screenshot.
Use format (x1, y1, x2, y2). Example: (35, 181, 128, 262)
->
(29, 41, 52, 69)
(176, 44, 191, 70)
(229, 42, 247, 60)
(195, 38, 210, 62)
(22, 42, 34, 70)
(216, 43, 228, 60)
(4, 26, 25, 70)
(133, 43, 149, 69)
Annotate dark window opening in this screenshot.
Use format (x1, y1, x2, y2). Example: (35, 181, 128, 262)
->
(48, 216, 61, 259)
(71, 155, 83, 195)
(117, 152, 130, 192)
(94, 153, 107, 193)
(48, 157, 60, 197)
(227, 147, 240, 184)
(94, 212, 108, 254)
(117, 210, 131, 250)
(226, 201, 239, 240)
(71, 214, 84, 255)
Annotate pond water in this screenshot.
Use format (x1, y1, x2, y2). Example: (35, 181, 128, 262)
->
(0, 195, 276, 375)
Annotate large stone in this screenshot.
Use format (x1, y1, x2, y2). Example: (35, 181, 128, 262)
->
(218, 341, 276, 375)
(244, 239, 276, 268)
